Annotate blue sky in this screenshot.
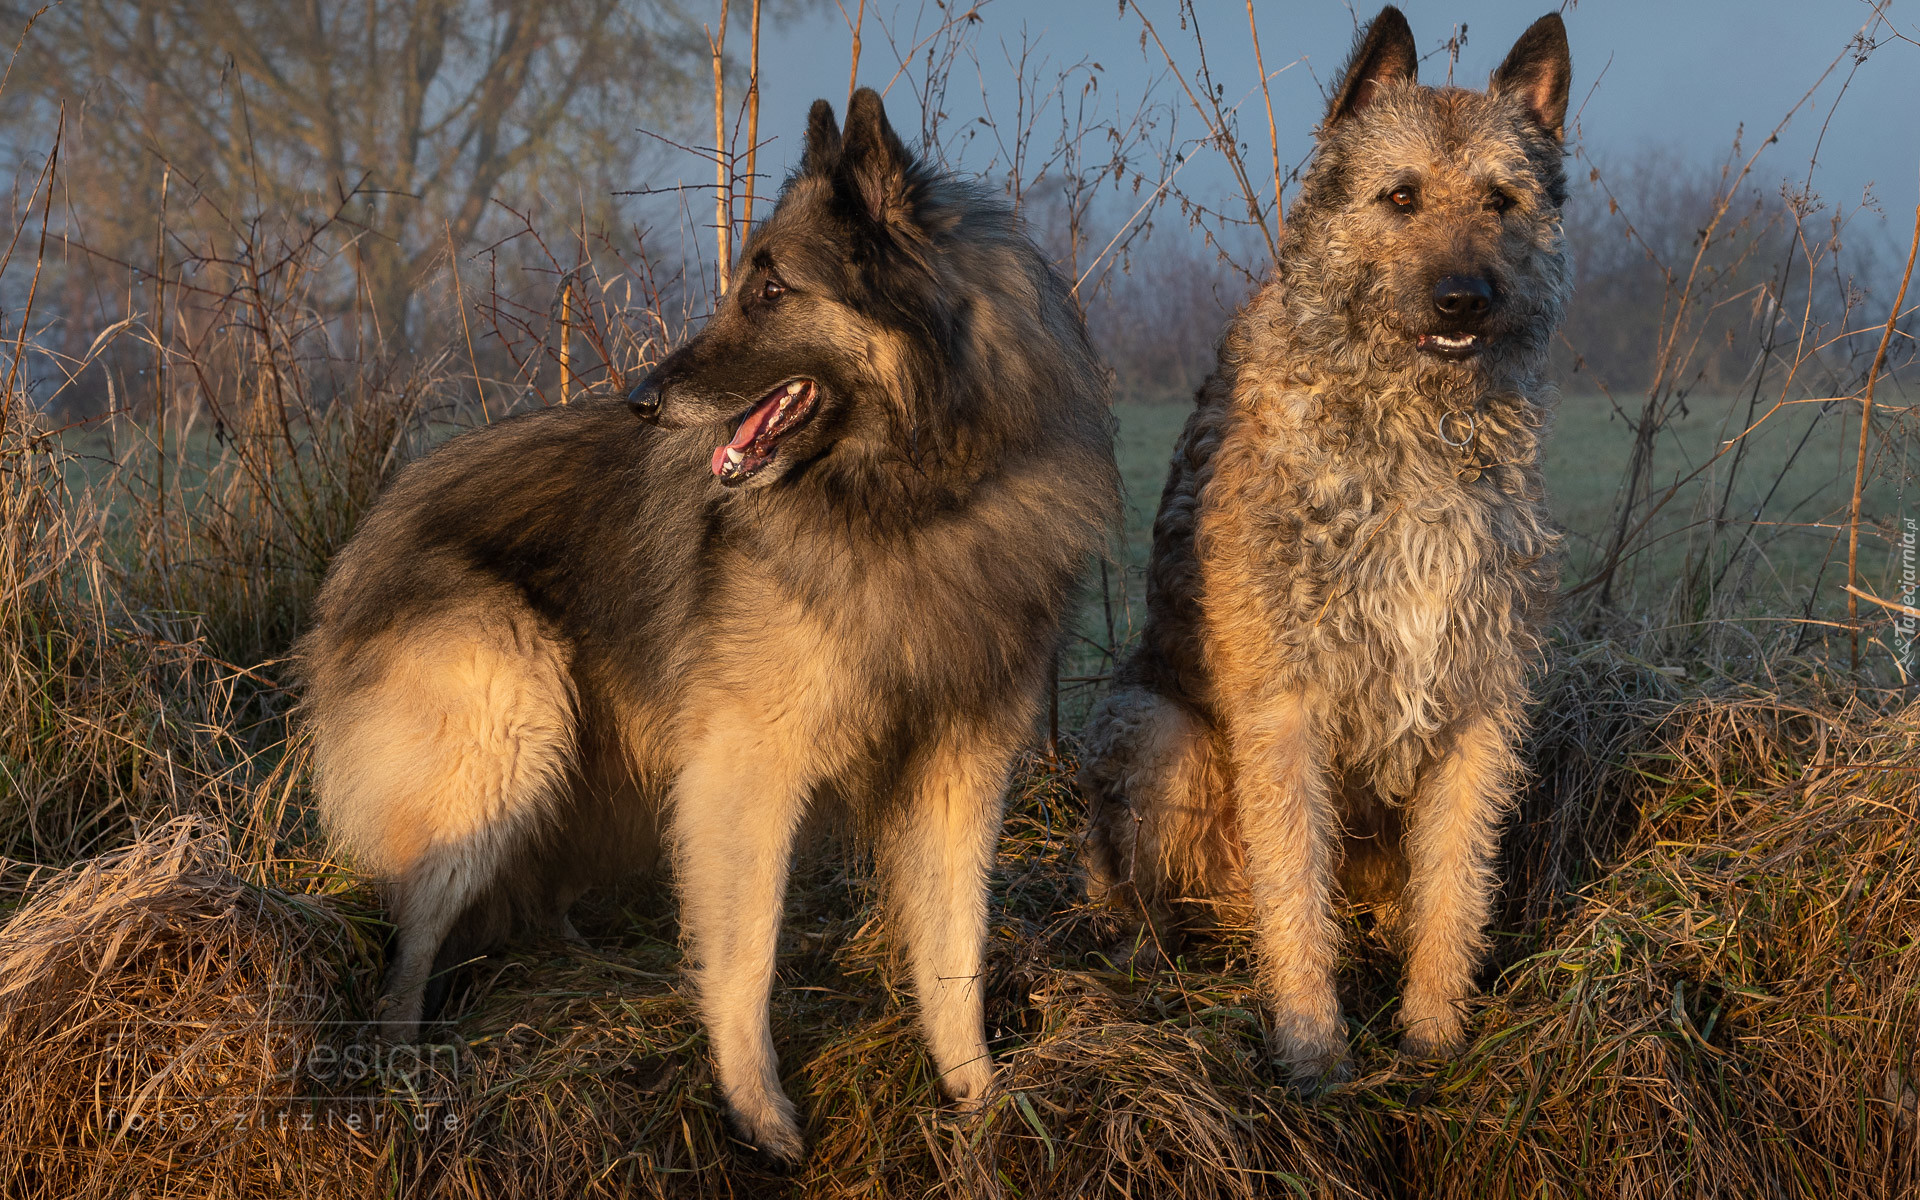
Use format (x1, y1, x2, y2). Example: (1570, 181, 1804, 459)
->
(706, 1, 1917, 238)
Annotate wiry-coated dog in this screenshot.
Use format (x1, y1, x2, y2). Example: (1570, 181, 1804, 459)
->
(300, 89, 1117, 1163)
(1080, 7, 1571, 1082)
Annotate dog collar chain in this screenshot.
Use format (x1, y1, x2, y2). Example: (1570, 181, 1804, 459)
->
(1442, 408, 1491, 482)
(1438, 408, 1477, 451)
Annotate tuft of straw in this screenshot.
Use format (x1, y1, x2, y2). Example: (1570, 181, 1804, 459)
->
(4, 689, 1917, 1198)
(0, 816, 377, 1197)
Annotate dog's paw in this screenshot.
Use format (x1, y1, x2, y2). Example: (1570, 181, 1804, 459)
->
(1282, 1050, 1353, 1098)
(723, 1097, 806, 1171)
(1109, 932, 1165, 971)
(544, 911, 588, 948)
(373, 989, 425, 1044)
(1267, 1024, 1351, 1098)
(1397, 996, 1467, 1061)
(1397, 1020, 1466, 1062)
(940, 1058, 999, 1114)
(1098, 907, 1188, 974)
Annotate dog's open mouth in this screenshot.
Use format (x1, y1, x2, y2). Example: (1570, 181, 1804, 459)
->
(711, 379, 819, 485)
(1416, 332, 1484, 361)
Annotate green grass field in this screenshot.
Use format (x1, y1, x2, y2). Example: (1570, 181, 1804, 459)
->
(1058, 390, 1911, 714)
(1105, 391, 1905, 610)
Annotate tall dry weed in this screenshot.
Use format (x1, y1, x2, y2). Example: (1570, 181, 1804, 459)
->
(0, 4, 1917, 1198)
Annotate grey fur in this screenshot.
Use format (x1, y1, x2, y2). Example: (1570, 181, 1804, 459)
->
(1080, 7, 1572, 1081)
(299, 88, 1117, 1163)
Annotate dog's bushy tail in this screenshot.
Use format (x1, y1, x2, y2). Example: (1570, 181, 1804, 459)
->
(1078, 686, 1245, 951)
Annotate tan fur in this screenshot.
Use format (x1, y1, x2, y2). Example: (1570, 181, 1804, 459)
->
(656, 567, 1040, 1157)
(303, 455, 1091, 1156)
(1081, 8, 1572, 1081)
(299, 87, 1118, 1168)
(877, 718, 1034, 1103)
(304, 589, 582, 1036)
(1079, 687, 1242, 949)
(307, 598, 577, 879)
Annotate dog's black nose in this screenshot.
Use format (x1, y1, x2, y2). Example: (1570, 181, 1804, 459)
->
(1432, 275, 1494, 320)
(627, 376, 662, 422)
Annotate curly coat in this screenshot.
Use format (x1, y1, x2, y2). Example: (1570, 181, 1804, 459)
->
(1081, 6, 1573, 1079)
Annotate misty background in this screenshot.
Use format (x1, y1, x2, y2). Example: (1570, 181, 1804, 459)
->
(2, 0, 1914, 410)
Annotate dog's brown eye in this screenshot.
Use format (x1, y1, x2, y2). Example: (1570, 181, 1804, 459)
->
(761, 277, 787, 301)
(1488, 191, 1514, 213)
(1389, 186, 1417, 211)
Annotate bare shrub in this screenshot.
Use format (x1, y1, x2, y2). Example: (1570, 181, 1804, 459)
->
(3, 0, 709, 353)
(0, 3, 1918, 1197)
(1085, 233, 1250, 405)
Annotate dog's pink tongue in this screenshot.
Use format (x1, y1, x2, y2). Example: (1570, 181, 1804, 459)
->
(710, 394, 782, 476)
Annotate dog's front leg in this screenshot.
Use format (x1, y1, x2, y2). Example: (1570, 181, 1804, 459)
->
(671, 711, 816, 1167)
(878, 721, 1021, 1108)
(1399, 712, 1516, 1058)
(1225, 689, 1346, 1084)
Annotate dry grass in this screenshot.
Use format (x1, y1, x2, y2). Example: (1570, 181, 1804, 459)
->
(3, 658, 1917, 1197)
(0, 816, 377, 1197)
(2, 13, 1914, 1190)
(1412, 693, 1920, 1198)
(4, 290, 1917, 1195)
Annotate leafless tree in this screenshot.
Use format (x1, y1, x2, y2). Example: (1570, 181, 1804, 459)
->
(5, 0, 712, 345)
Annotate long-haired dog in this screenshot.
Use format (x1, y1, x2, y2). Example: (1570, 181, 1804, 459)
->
(1080, 7, 1572, 1082)
(300, 89, 1117, 1163)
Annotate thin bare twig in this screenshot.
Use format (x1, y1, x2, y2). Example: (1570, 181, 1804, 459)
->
(744, 0, 762, 232)
(444, 219, 488, 424)
(154, 162, 170, 576)
(2, 107, 60, 411)
(1847, 199, 1919, 672)
(847, 0, 866, 106)
(1246, 0, 1284, 242)
(0, 5, 53, 103)
(709, 2, 732, 296)
(1843, 583, 1920, 623)
(1124, 0, 1279, 264)
(1589, 30, 1864, 607)
(558, 278, 573, 405)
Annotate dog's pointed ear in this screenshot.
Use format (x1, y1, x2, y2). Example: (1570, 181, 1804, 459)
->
(1491, 13, 1572, 141)
(837, 86, 920, 227)
(801, 99, 842, 176)
(1327, 6, 1418, 126)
